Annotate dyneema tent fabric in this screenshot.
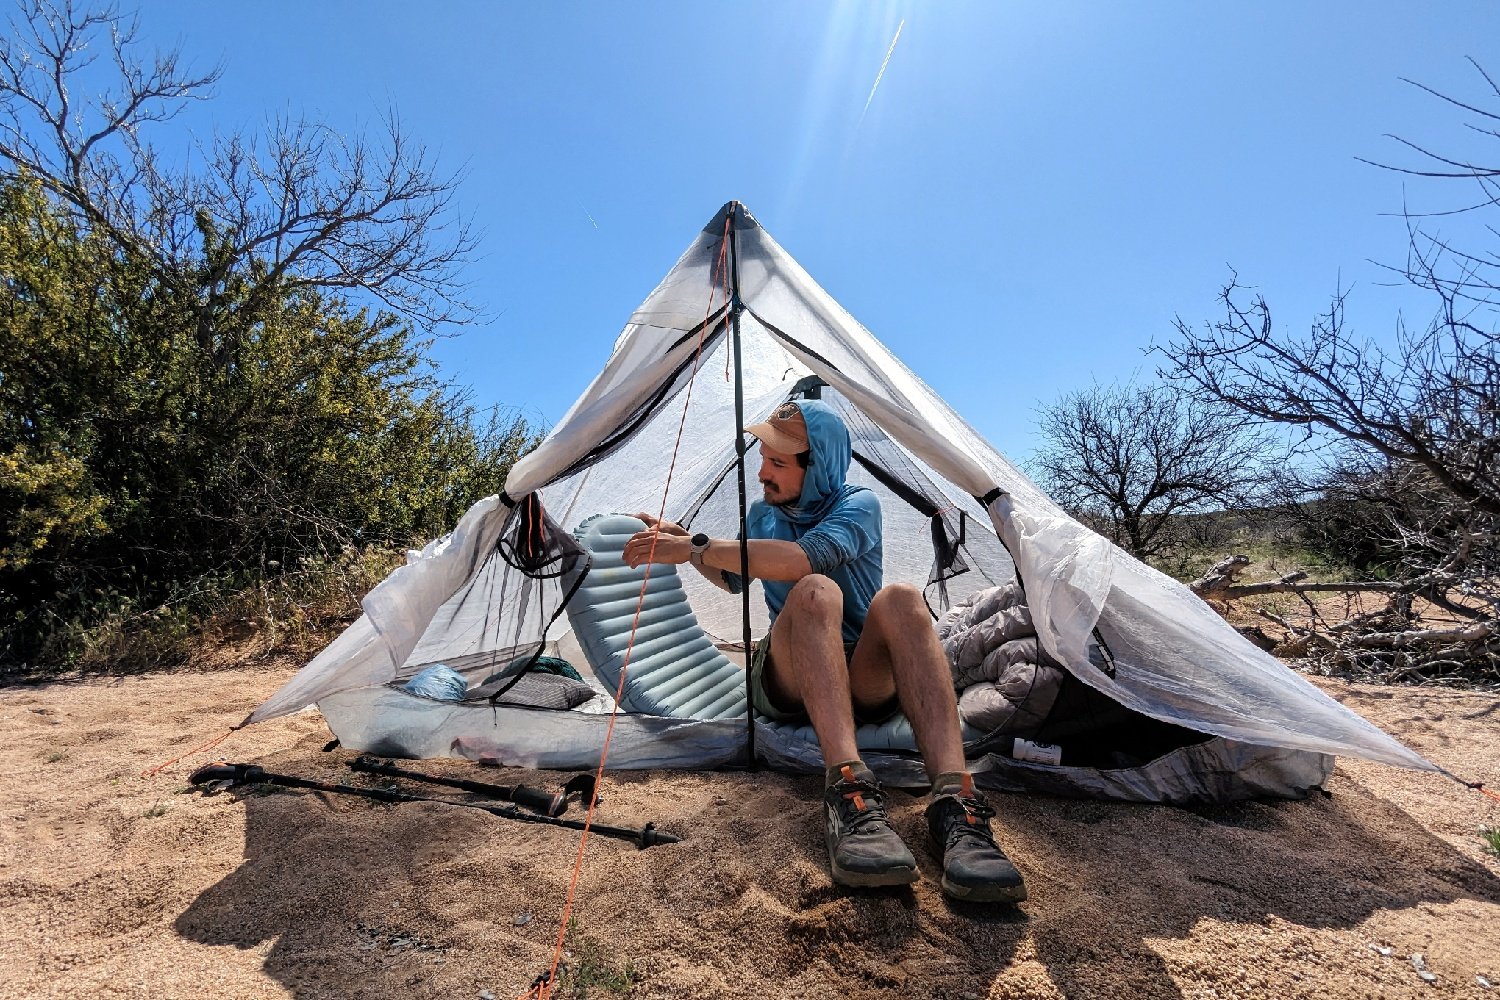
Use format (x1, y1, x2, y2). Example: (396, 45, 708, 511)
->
(247, 201, 1434, 799)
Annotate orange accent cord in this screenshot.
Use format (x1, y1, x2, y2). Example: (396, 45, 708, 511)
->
(139, 725, 239, 779)
(523, 216, 734, 1000)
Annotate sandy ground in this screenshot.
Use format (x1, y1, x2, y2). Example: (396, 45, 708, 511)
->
(1, 665, 1498, 1000)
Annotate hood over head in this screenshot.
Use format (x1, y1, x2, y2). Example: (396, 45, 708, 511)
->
(773, 399, 862, 526)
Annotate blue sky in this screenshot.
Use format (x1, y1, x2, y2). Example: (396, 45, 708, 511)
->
(124, 2, 1500, 462)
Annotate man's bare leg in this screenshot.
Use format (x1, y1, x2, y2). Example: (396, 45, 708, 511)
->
(765, 575, 918, 887)
(764, 574, 860, 765)
(849, 583, 966, 781)
(851, 583, 1028, 903)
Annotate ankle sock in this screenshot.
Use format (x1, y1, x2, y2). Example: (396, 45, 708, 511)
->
(825, 759, 867, 788)
(930, 771, 971, 797)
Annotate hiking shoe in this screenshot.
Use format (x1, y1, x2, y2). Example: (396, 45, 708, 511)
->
(925, 785, 1028, 903)
(823, 765, 918, 887)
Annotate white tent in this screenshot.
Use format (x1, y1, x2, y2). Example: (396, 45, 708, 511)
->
(246, 202, 1434, 801)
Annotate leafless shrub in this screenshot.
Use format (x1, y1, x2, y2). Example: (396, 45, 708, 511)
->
(1033, 379, 1274, 559)
(1158, 62, 1500, 685)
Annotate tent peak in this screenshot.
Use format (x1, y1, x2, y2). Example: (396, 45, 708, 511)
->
(703, 201, 762, 235)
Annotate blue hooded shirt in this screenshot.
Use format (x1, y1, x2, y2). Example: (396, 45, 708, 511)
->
(724, 399, 883, 643)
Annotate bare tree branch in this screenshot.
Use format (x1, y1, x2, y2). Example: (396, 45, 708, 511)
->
(0, 0, 476, 340)
(1158, 60, 1500, 685)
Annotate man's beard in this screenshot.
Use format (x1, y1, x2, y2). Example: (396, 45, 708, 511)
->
(762, 482, 795, 507)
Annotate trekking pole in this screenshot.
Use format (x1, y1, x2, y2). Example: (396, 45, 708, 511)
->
(347, 755, 575, 817)
(188, 762, 681, 848)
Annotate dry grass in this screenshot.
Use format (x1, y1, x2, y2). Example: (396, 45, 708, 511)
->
(60, 545, 406, 677)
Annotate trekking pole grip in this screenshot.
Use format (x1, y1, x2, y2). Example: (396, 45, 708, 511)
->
(510, 785, 566, 817)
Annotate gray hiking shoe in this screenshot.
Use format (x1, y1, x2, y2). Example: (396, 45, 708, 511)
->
(823, 765, 918, 887)
(925, 785, 1028, 903)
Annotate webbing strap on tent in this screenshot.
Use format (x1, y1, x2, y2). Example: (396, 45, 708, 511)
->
(1437, 764, 1500, 806)
(486, 493, 594, 705)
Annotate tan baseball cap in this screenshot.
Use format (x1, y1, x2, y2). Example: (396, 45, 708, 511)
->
(745, 401, 809, 456)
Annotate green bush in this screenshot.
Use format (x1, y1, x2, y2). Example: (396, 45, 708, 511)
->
(0, 177, 534, 674)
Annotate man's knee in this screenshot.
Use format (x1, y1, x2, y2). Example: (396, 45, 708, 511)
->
(869, 582, 926, 622)
(784, 574, 843, 623)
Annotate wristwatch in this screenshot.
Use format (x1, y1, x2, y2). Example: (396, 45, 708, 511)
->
(689, 533, 710, 564)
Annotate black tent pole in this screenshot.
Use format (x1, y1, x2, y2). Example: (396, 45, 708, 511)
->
(727, 202, 757, 770)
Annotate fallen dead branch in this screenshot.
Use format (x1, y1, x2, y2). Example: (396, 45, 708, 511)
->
(1190, 555, 1500, 687)
(1191, 556, 1403, 600)
(1342, 622, 1494, 649)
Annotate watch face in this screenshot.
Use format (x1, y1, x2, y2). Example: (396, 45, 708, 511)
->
(691, 533, 710, 552)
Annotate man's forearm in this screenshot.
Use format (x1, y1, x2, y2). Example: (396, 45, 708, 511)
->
(622, 523, 812, 587)
(688, 553, 733, 591)
(698, 537, 810, 583)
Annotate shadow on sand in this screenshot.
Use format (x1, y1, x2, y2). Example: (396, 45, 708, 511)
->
(1004, 781, 1500, 1000)
(174, 751, 1500, 1000)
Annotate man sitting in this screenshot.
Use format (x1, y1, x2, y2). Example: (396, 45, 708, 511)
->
(622, 399, 1026, 902)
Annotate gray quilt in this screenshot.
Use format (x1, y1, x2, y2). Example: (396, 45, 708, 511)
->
(938, 583, 1065, 736)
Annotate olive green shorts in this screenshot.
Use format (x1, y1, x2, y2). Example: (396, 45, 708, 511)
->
(748, 636, 901, 725)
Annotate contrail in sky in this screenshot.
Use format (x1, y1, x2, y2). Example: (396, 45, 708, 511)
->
(860, 19, 905, 122)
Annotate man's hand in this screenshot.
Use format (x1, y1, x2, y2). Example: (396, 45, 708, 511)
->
(633, 512, 687, 537)
(624, 528, 692, 569)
